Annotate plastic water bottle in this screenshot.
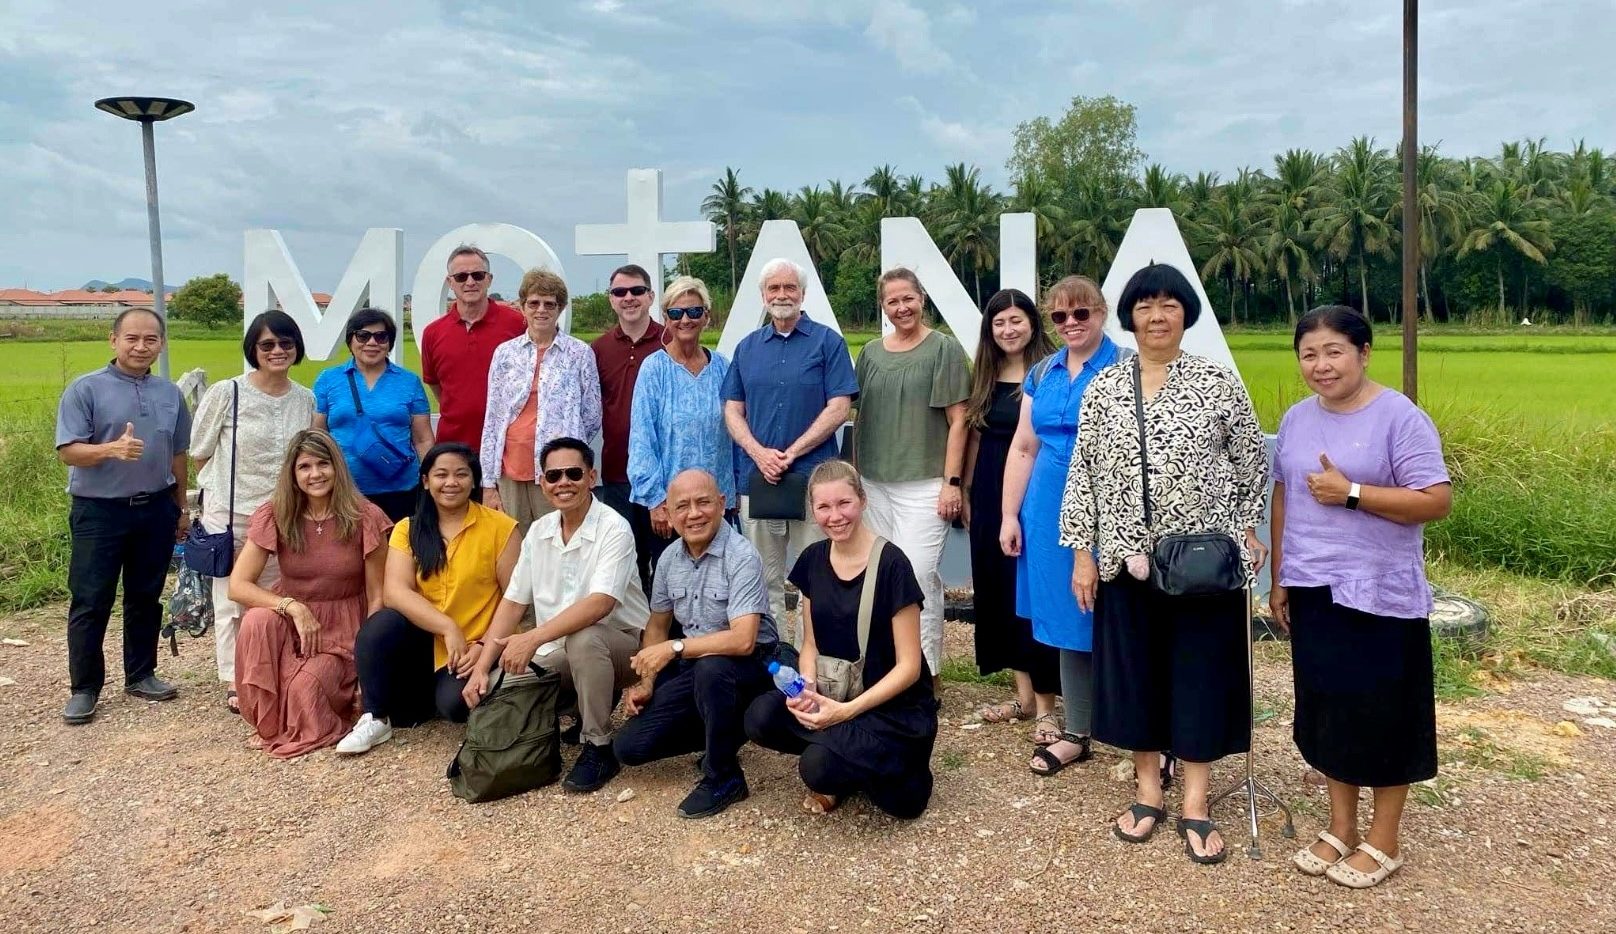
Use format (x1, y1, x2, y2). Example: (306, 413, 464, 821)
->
(768, 661, 818, 712)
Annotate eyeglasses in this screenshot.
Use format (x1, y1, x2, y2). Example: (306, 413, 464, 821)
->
(1049, 307, 1095, 325)
(524, 299, 561, 311)
(450, 271, 489, 284)
(610, 285, 651, 298)
(350, 329, 393, 345)
(666, 305, 706, 321)
(255, 338, 297, 353)
(542, 466, 586, 483)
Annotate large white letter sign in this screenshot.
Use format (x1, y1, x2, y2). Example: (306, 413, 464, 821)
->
(1101, 208, 1238, 374)
(714, 220, 841, 358)
(575, 169, 717, 315)
(878, 212, 1038, 360)
(410, 223, 569, 346)
(244, 228, 403, 363)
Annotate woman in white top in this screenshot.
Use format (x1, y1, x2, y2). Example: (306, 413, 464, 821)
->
(190, 310, 316, 713)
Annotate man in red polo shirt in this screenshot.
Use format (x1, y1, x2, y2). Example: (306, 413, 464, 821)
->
(421, 245, 525, 447)
(592, 263, 667, 591)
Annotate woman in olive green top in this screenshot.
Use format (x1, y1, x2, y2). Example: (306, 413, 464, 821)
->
(852, 267, 971, 677)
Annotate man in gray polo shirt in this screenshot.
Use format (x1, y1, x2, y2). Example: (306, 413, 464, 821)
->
(54, 308, 192, 725)
(613, 469, 777, 818)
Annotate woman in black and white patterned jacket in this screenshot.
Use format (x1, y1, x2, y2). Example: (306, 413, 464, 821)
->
(1058, 263, 1270, 866)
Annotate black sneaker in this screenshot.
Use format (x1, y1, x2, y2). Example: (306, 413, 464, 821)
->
(563, 742, 620, 793)
(125, 675, 178, 701)
(63, 691, 99, 725)
(560, 718, 582, 746)
(677, 775, 749, 819)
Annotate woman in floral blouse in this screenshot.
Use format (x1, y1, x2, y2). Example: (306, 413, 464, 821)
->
(1058, 263, 1269, 866)
(480, 268, 602, 536)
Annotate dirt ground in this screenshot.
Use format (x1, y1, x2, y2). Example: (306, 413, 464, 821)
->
(2, 607, 1615, 934)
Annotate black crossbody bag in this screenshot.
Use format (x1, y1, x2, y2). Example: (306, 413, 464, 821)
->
(1131, 359, 1244, 597)
(346, 370, 414, 483)
(184, 380, 238, 577)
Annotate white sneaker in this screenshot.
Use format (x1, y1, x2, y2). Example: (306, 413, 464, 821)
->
(336, 713, 393, 755)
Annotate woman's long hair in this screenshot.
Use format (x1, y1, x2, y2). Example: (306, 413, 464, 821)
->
(409, 443, 483, 580)
(966, 288, 1056, 429)
(272, 429, 365, 553)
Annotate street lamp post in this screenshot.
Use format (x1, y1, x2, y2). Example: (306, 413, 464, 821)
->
(1401, 1, 1419, 403)
(94, 96, 195, 381)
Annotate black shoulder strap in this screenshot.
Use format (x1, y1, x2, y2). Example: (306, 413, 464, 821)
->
(345, 368, 365, 416)
(227, 379, 238, 517)
(1131, 357, 1153, 531)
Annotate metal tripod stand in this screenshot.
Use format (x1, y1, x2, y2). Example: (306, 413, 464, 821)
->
(1209, 585, 1295, 859)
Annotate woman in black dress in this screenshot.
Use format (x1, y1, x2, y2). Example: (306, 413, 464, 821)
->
(964, 289, 1059, 730)
(744, 460, 939, 819)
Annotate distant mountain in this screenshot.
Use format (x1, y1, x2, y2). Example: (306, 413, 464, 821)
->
(81, 277, 179, 293)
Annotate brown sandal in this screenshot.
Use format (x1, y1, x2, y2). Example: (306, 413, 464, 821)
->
(1029, 713, 1063, 746)
(976, 700, 1030, 723)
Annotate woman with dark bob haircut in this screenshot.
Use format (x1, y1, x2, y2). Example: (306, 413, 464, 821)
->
(336, 443, 521, 755)
(1058, 262, 1269, 865)
(312, 308, 434, 521)
(191, 310, 316, 713)
(1273, 306, 1451, 888)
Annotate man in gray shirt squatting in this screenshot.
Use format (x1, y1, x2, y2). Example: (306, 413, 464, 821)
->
(54, 307, 192, 725)
(613, 469, 778, 819)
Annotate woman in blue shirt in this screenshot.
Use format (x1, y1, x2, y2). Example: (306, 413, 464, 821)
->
(627, 276, 737, 527)
(998, 276, 1127, 775)
(313, 308, 434, 521)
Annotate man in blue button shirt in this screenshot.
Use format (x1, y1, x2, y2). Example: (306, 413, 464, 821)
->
(54, 308, 192, 725)
(722, 258, 858, 633)
(613, 470, 777, 818)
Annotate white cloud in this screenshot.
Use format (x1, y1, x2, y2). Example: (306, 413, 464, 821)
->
(865, 0, 950, 74)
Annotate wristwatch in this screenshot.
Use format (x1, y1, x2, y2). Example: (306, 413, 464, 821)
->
(671, 639, 685, 659)
(947, 476, 962, 487)
(1345, 482, 1362, 511)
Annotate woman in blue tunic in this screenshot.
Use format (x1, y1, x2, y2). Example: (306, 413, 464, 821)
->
(999, 275, 1126, 774)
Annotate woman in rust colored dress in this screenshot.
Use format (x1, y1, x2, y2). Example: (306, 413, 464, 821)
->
(229, 429, 391, 758)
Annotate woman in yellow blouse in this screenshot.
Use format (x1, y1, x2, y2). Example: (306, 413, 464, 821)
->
(336, 442, 520, 755)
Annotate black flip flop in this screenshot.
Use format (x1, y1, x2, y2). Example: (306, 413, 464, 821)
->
(225, 690, 240, 716)
(1113, 802, 1165, 843)
(1177, 817, 1229, 865)
(1028, 735, 1091, 776)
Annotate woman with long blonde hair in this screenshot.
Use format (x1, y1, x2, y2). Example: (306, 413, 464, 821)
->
(229, 429, 392, 757)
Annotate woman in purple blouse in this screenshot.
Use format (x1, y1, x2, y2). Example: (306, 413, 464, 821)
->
(1271, 305, 1452, 890)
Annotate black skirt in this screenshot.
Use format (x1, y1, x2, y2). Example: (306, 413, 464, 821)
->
(1290, 585, 1438, 788)
(1091, 575, 1251, 763)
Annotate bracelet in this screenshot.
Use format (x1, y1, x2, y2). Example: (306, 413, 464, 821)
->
(275, 597, 295, 617)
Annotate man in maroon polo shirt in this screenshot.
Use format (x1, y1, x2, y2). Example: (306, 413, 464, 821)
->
(591, 263, 668, 591)
(421, 245, 525, 447)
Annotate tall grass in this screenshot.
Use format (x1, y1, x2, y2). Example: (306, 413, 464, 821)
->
(0, 404, 71, 609)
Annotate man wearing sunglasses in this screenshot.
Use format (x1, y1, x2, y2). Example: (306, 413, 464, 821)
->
(474, 437, 647, 794)
(591, 264, 667, 592)
(420, 244, 524, 448)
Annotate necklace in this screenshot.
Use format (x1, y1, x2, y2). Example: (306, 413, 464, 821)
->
(307, 510, 334, 535)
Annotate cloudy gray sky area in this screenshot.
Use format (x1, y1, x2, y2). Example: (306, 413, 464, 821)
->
(2, 0, 1612, 293)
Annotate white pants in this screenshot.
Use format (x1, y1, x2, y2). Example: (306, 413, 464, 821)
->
(202, 502, 278, 684)
(740, 495, 825, 644)
(862, 477, 948, 673)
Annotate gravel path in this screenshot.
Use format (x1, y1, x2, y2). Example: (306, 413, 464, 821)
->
(2, 608, 1613, 933)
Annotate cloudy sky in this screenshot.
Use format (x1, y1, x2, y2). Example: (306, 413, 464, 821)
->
(2, 0, 1611, 294)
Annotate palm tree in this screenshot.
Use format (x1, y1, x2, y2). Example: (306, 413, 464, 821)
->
(1456, 179, 1553, 318)
(793, 185, 847, 275)
(1008, 172, 1066, 269)
(1392, 146, 1470, 322)
(1136, 163, 1188, 215)
(862, 164, 902, 216)
(1198, 193, 1264, 324)
(931, 164, 1001, 301)
(1312, 136, 1397, 318)
(1264, 201, 1315, 323)
(1269, 148, 1327, 213)
(701, 167, 754, 292)
(1057, 179, 1123, 282)
(750, 188, 791, 225)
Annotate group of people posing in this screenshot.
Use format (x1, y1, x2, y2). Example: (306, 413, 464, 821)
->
(56, 248, 1450, 886)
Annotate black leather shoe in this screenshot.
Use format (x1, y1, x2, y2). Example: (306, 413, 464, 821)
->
(677, 775, 749, 819)
(563, 742, 620, 793)
(560, 718, 581, 746)
(125, 675, 178, 701)
(63, 691, 99, 725)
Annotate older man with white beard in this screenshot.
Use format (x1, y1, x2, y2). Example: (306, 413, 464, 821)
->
(721, 258, 858, 634)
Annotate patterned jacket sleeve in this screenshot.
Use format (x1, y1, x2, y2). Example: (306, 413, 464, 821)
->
(479, 343, 507, 486)
(579, 342, 603, 443)
(1220, 367, 1271, 531)
(1058, 389, 1103, 551)
(626, 356, 663, 508)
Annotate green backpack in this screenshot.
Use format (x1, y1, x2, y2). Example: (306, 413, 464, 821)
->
(447, 667, 562, 803)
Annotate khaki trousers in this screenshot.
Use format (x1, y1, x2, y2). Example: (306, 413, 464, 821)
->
(496, 477, 555, 542)
(533, 624, 639, 746)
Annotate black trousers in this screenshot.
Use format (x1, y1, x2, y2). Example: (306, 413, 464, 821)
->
(364, 486, 421, 523)
(354, 608, 471, 725)
(744, 695, 934, 820)
(596, 482, 672, 593)
(66, 492, 180, 694)
(613, 650, 774, 783)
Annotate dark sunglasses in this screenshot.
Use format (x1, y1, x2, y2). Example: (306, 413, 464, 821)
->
(350, 329, 393, 345)
(450, 270, 489, 283)
(255, 338, 297, 353)
(542, 466, 586, 483)
(1049, 307, 1095, 325)
(609, 285, 651, 298)
(666, 305, 706, 321)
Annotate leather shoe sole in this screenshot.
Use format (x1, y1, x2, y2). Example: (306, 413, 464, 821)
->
(125, 682, 178, 702)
